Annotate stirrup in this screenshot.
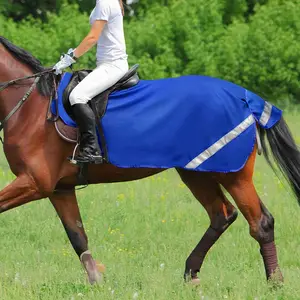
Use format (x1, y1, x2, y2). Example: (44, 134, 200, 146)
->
(68, 154, 103, 165)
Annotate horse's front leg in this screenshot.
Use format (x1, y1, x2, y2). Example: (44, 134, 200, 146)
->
(49, 190, 104, 284)
(0, 174, 42, 212)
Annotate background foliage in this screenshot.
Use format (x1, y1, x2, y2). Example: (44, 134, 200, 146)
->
(1, 0, 300, 103)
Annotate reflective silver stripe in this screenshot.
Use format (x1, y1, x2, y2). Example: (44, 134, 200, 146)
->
(185, 114, 255, 169)
(259, 102, 272, 126)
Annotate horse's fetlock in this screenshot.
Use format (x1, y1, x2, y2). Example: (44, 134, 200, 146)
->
(258, 213, 275, 243)
(261, 211, 274, 231)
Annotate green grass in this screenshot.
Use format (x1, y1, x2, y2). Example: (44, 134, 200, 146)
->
(0, 114, 300, 300)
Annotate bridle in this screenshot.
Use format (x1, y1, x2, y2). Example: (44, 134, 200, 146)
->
(0, 69, 53, 92)
(0, 69, 56, 132)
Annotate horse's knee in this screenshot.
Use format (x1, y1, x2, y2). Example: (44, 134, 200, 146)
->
(249, 204, 274, 244)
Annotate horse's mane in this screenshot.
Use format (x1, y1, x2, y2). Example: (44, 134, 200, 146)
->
(0, 36, 55, 97)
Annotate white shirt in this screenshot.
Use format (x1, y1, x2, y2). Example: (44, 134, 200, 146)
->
(90, 0, 128, 63)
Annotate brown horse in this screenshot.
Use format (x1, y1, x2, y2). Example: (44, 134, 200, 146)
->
(0, 36, 300, 285)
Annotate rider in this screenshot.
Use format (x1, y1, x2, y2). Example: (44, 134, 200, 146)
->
(54, 0, 128, 164)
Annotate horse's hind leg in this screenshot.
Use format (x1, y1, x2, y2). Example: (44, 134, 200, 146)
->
(49, 190, 104, 284)
(177, 169, 238, 284)
(218, 148, 283, 283)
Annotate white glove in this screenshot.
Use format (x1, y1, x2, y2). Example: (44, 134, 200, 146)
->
(53, 48, 76, 75)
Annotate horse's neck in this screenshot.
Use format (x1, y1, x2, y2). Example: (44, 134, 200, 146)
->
(0, 46, 48, 141)
(0, 45, 31, 81)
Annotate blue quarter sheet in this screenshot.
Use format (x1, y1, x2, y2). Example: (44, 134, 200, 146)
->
(52, 74, 282, 172)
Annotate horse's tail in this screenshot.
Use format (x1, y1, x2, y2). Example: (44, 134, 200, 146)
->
(259, 117, 300, 206)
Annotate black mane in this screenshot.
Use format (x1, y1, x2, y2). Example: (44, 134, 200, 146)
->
(0, 36, 55, 97)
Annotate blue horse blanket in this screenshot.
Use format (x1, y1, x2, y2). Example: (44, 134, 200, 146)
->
(52, 73, 282, 172)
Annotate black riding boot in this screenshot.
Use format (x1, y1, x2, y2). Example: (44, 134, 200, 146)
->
(70, 103, 103, 164)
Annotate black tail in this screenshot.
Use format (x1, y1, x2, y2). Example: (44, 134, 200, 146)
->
(259, 117, 300, 206)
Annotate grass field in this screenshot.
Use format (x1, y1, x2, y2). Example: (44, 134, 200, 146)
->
(0, 115, 299, 300)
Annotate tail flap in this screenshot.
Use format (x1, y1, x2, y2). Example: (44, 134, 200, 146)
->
(245, 90, 282, 129)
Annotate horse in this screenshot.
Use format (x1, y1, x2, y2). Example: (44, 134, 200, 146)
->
(0, 36, 300, 286)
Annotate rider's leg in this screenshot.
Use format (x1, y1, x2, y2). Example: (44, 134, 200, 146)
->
(69, 59, 128, 164)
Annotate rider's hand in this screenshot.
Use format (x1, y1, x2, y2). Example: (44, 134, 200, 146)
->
(53, 49, 77, 75)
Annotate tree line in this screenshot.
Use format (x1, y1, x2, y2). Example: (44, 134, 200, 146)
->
(1, 0, 268, 22)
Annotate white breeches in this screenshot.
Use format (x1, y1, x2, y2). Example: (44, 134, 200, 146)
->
(69, 58, 129, 106)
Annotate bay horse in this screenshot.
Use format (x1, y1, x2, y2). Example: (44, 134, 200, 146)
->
(0, 36, 300, 285)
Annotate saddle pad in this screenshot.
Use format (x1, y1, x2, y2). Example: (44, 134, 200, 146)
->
(52, 73, 282, 172)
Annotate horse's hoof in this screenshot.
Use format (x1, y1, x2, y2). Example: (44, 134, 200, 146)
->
(190, 278, 201, 285)
(268, 268, 284, 289)
(96, 261, 106, 273)
(81, 254, 105, 284)
(88, 271, 103, 285)
(86, 261, 105, 285)
(184, 272, 201, 286)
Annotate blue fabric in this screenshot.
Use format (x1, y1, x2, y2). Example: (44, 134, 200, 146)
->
(245, 90, 282, 129)
(51, 73, 73, 125)
(52, 74, 282, 172)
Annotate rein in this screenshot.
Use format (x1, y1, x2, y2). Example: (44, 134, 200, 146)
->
(0, 69, 56, 133)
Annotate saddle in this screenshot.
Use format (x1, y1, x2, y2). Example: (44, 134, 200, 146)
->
(54, 64, 140, 161)
(63, 64, 140, 119)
